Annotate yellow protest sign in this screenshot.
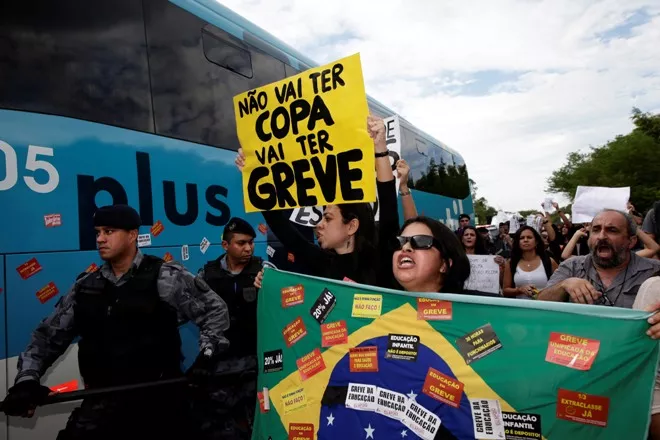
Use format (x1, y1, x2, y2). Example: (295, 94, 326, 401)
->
(233, 53, 375, 213)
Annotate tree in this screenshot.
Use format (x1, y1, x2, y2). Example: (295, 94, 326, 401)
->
(547, 109, 660, 212)
(470, 179, 497, 224)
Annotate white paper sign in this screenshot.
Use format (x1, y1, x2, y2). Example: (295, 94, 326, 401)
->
(289, 206, 323, 227)
(137, 234, 151, 247)
(375, 387, 408, 421)
(543, 198, 554, 213)
(199, 237, 211, 254)
(345, 383, 378, 412)
(266, 245, 275, 258)
(464, 255, 500, 294)
(470, 399, 506, 439)
(402, 399, 441, 440)
(572, 186, 630, 224)
(374, 115, 402, 222)
(181, 244, 189, 261)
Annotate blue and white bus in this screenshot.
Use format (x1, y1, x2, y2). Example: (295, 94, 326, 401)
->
(0, 0, 472, 437)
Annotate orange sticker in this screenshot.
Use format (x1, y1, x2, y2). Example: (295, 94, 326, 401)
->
(557, 389, 609, 427)
(281, 285, 305, 308)
(417, 298, 452, 321)
(545, 332, 600, 370)
(44, 213, 62, 228)
(321, 320, 348, 347)
(17, 258, 42, 280)
(151, 220, 165, 237)
(288, 423, 314, 440)
(50, 379, 79, 393)
(349, 346, 379, 373)
(288, 252, 295, 263)
(36, 282, 59, 304)
(283, 317, 307, 347)
(163, 252, 174, 263)
(422, 367, 464, 408)
(85, 263, 99, 273)
(258, 223, 268, 235)
(296, 348, 326, 380)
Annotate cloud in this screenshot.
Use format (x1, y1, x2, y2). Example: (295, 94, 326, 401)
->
(218, 0, 660, 211)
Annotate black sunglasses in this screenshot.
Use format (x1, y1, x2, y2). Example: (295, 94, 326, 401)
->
(393, 235, 440, 251)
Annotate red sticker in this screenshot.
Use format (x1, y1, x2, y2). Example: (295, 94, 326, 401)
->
(281, 285, 305, 308)
(417, 298, 452, 321)
(557, 389, 609, 427)
(257, 390, 269, 413)
(50, 379, 79, 393)
(296, 348, 326, 381)
(163, 252, 174, 263)
(288, 423, 314, 440)
(343, 276, 356, 283)
(17, 258, 43, 280)
(44, 214, 62, 228)
(349, 346, 379, 373)
(36, 282, 59, 304)
(321, 320, 348, 347)
(151, 220, 165, 237)
(288, 252, 295, 263)
(85, 263, 99, 273)
(258, 223, 268, 235)
(283, 317, 307, 347)
(546, 332, 600, 370)
(422, 367, 464, 408)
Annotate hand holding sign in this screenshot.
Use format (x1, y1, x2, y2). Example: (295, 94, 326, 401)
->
(396, 159, 410, 187)
(234, 53, 375, 213)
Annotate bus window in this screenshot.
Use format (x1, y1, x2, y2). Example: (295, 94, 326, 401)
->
(202, 30, 253, 78)
(402, 127, 470, 200)
(285, 64, 302, 78)
(144, 0, 287, 150)
(0, 0, 152, 132)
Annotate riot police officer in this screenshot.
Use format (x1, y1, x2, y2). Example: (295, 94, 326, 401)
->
(2, 204, 231, 440)
(196, 217, 263, 439)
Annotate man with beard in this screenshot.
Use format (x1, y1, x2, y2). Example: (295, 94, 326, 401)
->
(538, 209, 660, 306)
(196, 217, 263, 439)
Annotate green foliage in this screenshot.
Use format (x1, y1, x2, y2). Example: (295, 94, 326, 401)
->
(547, 109, 660, 212)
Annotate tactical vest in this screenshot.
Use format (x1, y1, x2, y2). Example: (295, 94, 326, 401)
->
(203, 256, 262, 357)
(74, 255, 182, 387)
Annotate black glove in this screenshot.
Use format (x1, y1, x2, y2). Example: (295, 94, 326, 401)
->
(2, 380, 51, 417)
(186, 350, 219, 386)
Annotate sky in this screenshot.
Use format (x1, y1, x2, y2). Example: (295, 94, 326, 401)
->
(219, 0, 660, 211)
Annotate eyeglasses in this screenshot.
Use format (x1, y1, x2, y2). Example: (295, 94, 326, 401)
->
(393, 235, 440, 251)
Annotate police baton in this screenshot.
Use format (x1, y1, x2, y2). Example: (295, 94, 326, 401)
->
(0, 369, 256, 411)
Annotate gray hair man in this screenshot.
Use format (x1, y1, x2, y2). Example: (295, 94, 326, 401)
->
(539, 209, 660, 306)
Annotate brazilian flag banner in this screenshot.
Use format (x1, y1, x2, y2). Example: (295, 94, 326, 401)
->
(254, 268, 659, 440)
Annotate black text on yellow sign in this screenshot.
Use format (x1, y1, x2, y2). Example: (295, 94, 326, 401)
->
(234, 53, 375, 213)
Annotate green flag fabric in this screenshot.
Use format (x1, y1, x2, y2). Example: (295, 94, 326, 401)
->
(253, 268, 658, 440)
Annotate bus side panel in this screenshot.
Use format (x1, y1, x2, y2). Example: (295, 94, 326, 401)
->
(1, 255, 7, 440)
(404, 190, 474, 231)
(0, 110, 267, 255)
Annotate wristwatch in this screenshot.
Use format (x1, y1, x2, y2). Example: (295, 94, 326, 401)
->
(399, 189, 411, 197)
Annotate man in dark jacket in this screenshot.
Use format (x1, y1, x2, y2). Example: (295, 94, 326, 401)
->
(196, 217, 263, 439)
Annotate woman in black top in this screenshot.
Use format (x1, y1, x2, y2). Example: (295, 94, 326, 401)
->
(238, 115, 399, 287)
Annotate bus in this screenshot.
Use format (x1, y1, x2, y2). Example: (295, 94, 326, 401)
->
(0, 0, 472, 437)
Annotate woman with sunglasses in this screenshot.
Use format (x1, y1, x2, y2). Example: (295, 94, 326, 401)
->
(503, 226, 558, 299)
(391, 216, 500, 295)
(244, 115, 399, 287)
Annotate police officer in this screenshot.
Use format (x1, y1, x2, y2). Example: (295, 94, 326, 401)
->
(196, 217, 263, 439)
(2, 205, 231, 440)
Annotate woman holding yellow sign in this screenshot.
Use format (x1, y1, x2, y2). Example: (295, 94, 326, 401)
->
(236, 115, 399, 287)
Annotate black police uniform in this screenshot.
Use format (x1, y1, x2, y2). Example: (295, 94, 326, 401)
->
(195, 217, 263, 439)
